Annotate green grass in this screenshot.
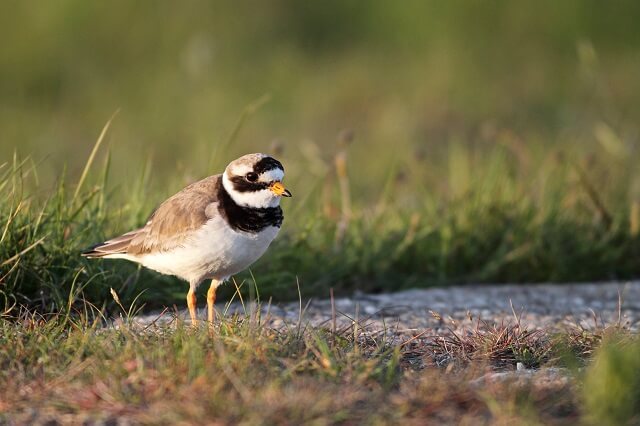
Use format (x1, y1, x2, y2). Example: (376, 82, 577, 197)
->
(584, 337, 640, 425)
(2, 125, 640, 313)
(3, 1, 640, 311)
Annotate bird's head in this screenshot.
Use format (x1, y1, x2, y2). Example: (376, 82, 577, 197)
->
(222, 153, 291, 208)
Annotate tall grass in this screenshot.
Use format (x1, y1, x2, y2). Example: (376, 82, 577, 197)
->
(2, 116, 640, 315)
(2, 2, 640, 313)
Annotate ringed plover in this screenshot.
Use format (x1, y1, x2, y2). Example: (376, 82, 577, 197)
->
(82, 153, 291, 325)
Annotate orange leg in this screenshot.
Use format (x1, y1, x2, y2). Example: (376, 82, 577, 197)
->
(187, 288, 198, 325)
(207, 280, 219, 326)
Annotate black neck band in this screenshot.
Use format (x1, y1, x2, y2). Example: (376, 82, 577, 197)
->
(216, 178, 283, 233)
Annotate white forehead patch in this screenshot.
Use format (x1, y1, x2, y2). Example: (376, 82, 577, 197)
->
(228, 164, 254, 177)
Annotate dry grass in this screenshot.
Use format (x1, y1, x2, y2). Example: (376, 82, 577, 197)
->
(413, 306, 635, 372)
(426, 318, 551, 370)
(558, 295, 633, 362)
(1, 297, 637, 424)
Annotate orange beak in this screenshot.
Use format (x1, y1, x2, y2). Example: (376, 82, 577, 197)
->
(269, 181, 292, 197)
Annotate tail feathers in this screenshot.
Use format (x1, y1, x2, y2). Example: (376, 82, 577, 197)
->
(81, 229, 141, 258)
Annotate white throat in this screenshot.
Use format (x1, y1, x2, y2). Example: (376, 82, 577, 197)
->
(222, 171, 281, 209)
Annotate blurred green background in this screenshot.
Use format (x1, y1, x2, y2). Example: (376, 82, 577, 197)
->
(2, 1, 640, 310)
(3, 1, 640, 183)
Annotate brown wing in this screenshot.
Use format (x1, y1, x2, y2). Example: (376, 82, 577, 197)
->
(82, 175, 221, 257)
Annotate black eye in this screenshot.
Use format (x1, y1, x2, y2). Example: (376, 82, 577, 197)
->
(246, 172, 258, 182)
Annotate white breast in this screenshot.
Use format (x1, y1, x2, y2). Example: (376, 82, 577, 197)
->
(139, 214, 280, 285)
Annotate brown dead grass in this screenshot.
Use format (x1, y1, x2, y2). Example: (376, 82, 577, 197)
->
(0, 303, 635, 425)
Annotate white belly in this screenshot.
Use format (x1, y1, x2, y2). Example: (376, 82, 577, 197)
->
(139, 215, 280, 285)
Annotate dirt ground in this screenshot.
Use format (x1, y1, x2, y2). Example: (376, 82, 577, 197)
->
(134, 281, 640, 335)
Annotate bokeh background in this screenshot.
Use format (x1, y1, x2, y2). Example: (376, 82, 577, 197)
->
(2, 1, 640, 310)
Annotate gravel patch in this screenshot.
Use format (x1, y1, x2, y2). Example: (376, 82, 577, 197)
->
(133, 281, 640, 334)
(125, 281, 640, 384)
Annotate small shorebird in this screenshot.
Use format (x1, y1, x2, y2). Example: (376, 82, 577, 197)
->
(82, 153, 291, 325)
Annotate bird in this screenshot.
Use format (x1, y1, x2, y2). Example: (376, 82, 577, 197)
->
(82, 153, 291, 326)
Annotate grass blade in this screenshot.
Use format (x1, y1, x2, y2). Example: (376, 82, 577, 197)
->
(73, 110, 119, 203)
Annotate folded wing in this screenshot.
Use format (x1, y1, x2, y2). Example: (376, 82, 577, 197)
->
(81, 175, 220, 258)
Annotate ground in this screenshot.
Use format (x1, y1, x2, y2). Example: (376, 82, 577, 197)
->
(3, 281, 640, 424)
(135, 281, 640, 335)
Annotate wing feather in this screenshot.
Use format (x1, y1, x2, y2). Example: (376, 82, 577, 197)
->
(82, 175, 220, 257)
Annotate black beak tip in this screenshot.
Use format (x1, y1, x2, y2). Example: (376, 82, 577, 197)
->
(283, 189, 292, 197)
